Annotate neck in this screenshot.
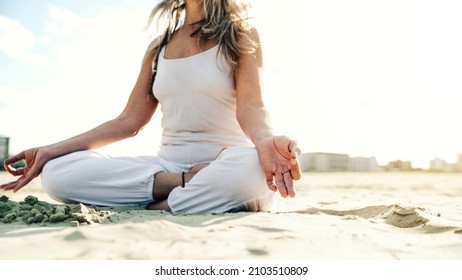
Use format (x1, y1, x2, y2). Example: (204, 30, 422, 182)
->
(184, 0, 204, 25)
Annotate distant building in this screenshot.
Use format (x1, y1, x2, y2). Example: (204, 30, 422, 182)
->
(430, 158, 448, 171)
(298, 153, 309, 172)
(348, 157, 379, 172)
(456, 154, 462, 172)
(299, 152, 462, 173)
(429, 158, 445, 171)
(0, 136, 9, 170)
(299, 152, 349, 172)
(385, 160, 413, 171)
(430, 156, 460, 172)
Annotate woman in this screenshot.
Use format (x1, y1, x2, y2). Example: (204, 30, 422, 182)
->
(1, 0, 301, 213)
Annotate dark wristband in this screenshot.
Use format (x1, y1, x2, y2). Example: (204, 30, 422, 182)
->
(181, 172, 185, 188)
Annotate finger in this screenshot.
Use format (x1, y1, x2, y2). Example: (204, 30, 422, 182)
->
(6, 167, 26, 177)
(0, 180, 18, 191)
(288, 141, 301, 158)
(290, 158, 302, 180)
(4, 151, 25, 164)
(265, 172, 277, 192)
(4, 163, 18, 175)
(13, 176, 31, 193)
(4, 151, 25, 166)
(283, 171, 296, 197)
(4, 151, 26, 175)
(274, 172, 288, 198)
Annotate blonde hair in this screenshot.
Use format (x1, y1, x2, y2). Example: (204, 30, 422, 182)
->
(146, 0, 257, 70)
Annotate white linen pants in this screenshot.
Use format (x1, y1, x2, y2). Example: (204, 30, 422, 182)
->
(41, 147, 277, 213)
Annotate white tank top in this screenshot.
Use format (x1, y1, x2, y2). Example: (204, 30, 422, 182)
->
(152, 44, 253, 164)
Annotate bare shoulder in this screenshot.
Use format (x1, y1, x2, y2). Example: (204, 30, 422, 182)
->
(239, 24, 261, 49)
(236, 24, 263, 68)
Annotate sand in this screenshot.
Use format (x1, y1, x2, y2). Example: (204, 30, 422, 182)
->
(0, 171, 461, 260)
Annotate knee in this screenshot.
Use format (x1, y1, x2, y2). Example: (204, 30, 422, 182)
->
(226, 148, 278, 211)
(41, 158, 63, 200)
(41, 156, 78, 202)
(218, 147, 265, 187)
(217, 147, 270, 200)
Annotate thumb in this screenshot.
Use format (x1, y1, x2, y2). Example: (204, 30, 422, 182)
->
(288, 140, 301, 158)
(290, 158, 302, 180)
(288, 140, 302, 180)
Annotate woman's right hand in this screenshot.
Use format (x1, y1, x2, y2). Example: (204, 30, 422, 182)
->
(1, 147, 51, 193)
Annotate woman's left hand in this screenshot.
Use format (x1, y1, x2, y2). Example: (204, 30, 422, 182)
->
(255, 135, 301, 198)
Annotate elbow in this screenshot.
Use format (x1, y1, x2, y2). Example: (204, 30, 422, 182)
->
(127, 122, 148, 138)
(128, 128, 141, 138)
(115, 116, 147, 138)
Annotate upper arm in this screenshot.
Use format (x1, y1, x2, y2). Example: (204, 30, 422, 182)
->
(234, 27, 265, 114)
(118, 39, 161, 132)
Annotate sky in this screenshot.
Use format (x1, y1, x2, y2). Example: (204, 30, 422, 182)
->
(1, 0, 462, 169)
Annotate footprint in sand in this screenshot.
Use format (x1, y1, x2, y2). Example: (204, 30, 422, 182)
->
(247, 248, 268, 256)
(64, 230, 87, 241)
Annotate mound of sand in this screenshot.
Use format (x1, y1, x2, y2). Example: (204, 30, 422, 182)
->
(0, 195, 113, 227)
(295, 204, 431, 228)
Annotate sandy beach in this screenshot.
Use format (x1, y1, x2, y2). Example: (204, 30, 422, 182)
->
(1, 171, 461, 260)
